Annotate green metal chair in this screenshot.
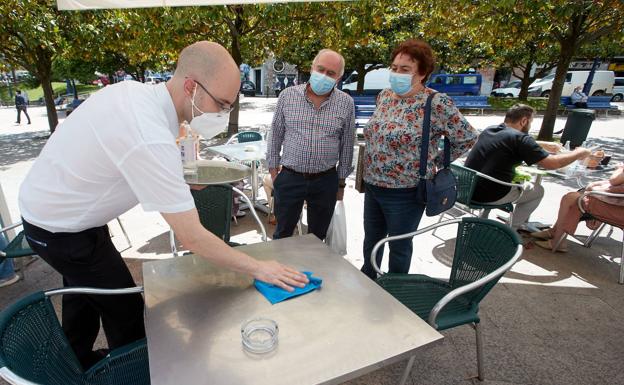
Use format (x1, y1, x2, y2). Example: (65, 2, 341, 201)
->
(170, 185, 267, 257)
(372, 218, 522, 383)
(0, 222, 37, 280)
(446, 164, 527, 226)
(0, 287, 149, 385)
(225, 131, 263, 144)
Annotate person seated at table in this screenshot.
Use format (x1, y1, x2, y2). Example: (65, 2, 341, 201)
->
(18, 41, 308, 370)
(532, 164, 624, 252)
(464, 104, 591, 231)
(571, 86, 589, 108)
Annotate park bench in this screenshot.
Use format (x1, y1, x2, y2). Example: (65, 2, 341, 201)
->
(451, 95, 491, 115)
(352, 95, 377, 135)
(560, 96, 618, 116)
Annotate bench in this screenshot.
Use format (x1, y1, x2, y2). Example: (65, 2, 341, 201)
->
(352, 95, 377, 135)
(451, 95, 491, 115)
(560, 96, 618, 116)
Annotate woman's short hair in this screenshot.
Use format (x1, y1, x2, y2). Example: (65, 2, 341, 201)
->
(390, 39, 436, 84)
(505, 104, 535, 123)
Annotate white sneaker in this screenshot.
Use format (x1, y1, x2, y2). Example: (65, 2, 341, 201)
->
(0, 274, 20, 288)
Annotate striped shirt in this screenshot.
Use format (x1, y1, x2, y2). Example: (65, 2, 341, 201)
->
(267, 84, 356, 179)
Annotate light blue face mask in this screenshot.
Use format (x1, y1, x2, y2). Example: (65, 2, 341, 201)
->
(309, 71, 337, 95)
(389, 72, 414, 95)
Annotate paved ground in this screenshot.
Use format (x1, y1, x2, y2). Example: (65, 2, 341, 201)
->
(1, 96, 624, 385)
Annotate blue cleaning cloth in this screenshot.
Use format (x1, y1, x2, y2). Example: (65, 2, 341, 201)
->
(254, 271, 322, 305)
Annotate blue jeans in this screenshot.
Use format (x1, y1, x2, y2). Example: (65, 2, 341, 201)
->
(361, 183, 425, 279)
(0, 259, 15, 279)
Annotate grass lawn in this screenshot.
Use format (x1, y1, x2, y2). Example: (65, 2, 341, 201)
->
(0, 82, 100, 104)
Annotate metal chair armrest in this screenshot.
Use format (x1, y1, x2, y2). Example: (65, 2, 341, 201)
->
(427, 245, 523, 328)
(232, 187, 267, 242)
(44, 286, 144, 297)
(371, 219, 464, 275)
(578, 190, 624, 214)
(0, 222, 23, 234)
(0, 367, 40, 385)
(474, 171, 525, 190)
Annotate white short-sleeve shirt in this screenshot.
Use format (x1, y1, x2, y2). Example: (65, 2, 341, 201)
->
(19, 81, 195, 233)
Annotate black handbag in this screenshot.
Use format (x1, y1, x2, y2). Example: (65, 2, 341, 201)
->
(417, 92, 457, 216)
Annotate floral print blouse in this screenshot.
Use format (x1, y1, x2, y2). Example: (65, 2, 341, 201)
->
(363, 88, 477, 188)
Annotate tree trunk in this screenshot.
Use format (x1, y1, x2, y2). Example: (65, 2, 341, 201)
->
(40, 73, 58, 134)
(518, 74, 532, 101)
(356, 63, 366, 94)
(71, 79, 78, 99)
(537, 43, 574, 141)
(227, 10, 243, 137)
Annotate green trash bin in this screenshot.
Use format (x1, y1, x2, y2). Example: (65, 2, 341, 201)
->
(560, 109, 595, 149)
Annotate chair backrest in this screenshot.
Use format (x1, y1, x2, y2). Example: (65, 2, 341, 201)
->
(0, 291, 150, 385)
(191, 185, 233, 242)
(0, 292, 86, 384)
(449, 218, 521, 304)
(450, 164, 479, 205)
(236, 131, 262, 143)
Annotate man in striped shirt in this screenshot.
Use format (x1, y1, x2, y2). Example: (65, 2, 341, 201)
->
(267, 49, 356, 240)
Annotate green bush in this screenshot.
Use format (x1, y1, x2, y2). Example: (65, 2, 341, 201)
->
(487, 97, 552, 111)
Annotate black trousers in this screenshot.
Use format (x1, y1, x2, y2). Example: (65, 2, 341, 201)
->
(22, 220, 145, 369)
(574, 102, 588, 108)
(16, 106, 30, 124)
(273, 167, 338, 240)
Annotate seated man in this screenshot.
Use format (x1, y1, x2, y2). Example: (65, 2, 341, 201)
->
(465, 104, 591, 230)
(531, 163, 624, 252)
(571, 86, 588, 108)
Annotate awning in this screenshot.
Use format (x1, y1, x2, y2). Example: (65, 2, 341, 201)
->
(57, 0, 345, 10)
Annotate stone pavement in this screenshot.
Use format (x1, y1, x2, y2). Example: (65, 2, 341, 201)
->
(1, 96, 624, 385)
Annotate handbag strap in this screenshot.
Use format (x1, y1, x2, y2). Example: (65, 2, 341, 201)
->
(418, 92, 450, 179)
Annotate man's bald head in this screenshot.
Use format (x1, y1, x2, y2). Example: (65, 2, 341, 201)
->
(312, 49, 345, 77)
(174, 41, 239, 88)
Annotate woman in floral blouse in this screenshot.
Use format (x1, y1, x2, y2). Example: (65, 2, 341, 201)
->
(361, 39, 478, 279)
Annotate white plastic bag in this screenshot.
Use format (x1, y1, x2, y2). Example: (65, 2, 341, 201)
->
(325, 201, 347, 255)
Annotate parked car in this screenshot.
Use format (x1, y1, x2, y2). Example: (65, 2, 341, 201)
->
(341, 68, 390, 95)
(145, 76, 165, 85)
(528, 70, 615, 98)
(611, 77, 624, 102)
(241, 80, 256, 97)
(491, 80, 521, 97)
(427, 73, 482, 95)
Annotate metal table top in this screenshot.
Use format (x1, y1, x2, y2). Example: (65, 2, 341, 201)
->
(183, 159, 251, 185)
(207, 140, 267, 162)
(143, 235, 443, 385)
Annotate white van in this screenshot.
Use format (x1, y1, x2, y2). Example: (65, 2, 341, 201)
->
(341, 68, 390, 95)
(528, 70, 614, 98)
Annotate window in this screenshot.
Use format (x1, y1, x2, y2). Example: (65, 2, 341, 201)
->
(614, 78, 624, 86)
(565, 73, 572, 82)
(446, 76, 462, 85)
(463, 76, 478, 85)
(433, 76, 444, 84)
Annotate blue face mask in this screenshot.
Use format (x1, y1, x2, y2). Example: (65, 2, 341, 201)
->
(309, 71, 336, 95)
(389, 72, 414, 95)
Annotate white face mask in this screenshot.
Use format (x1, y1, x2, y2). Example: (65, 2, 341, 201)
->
(189, 87, 229, 139)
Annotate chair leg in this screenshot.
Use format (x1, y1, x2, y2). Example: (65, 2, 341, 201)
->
(552, 233, 567, 252)
(116, 217, 132, 248)
(169, 229, 178, 258)
(619, 230, 624, 284)
(432, 212, 447, 237)
(479, 209, 491, 219)
(398, 355, 415, 385)
(584, 223, 606, 248)
(474, 322, 485, 381)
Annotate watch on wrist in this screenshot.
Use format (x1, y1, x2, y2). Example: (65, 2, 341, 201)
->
(338, 182, 347, 188)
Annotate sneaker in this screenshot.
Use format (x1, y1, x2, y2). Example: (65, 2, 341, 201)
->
(530, 228, 553, 240)
(535, 239, 568, 253)
(0, 274, 20, 288)
(235, 210, 246, 218)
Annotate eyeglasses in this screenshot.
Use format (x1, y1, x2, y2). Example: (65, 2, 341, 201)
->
(193, 79, 234, 114)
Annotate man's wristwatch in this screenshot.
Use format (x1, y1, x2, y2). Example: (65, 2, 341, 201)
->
(338, 181, 347, 188)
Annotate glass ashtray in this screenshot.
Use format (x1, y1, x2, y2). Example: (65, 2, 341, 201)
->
(241, 318, 279, 354)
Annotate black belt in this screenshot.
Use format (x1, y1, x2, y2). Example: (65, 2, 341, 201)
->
(282, 166, 336, 180)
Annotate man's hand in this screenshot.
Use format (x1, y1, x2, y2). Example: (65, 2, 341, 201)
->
(573, 147, 591, 160)
(270, 167, 280, 182)
(254, 260, 309, 292)
(336, 187, 344, 201)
